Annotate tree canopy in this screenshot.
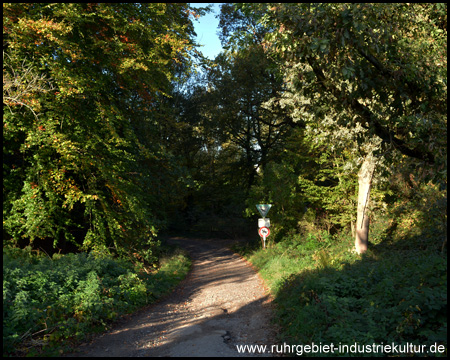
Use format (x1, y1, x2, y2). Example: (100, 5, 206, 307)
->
(241, 3, 447, 164)
(230, 3, 447, 249)
(3, 3, 447, 258)
(3, 3, 199, 262)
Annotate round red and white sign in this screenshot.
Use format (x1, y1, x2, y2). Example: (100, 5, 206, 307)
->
(258, 226, 270, 238)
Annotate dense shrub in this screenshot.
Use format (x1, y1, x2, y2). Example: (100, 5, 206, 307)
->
(3, 245, 191, 356)
(276, 250, 447, 356)
(235, 229, 447, 357)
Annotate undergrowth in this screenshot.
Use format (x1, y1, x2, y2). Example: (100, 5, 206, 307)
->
(233, 229, 447, 357)
(3, 243, 191, 357)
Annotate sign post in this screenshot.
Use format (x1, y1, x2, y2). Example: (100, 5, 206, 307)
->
(256, 204, 272, 249)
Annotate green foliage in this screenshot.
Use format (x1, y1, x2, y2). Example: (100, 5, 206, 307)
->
(250, 3, 446, 165)
(276, 251, 447, 356)
(205, 43, 291, 191)
(3, 245, 191, 356)
(163, 39, 293, 235)
(377, 170, 447, 252)
(3, 3, 447, 355)
(232, 231, 340, 294)
(232, 3, 447, 254)
(3, 3, 198, 261)
(235, 230, 447, 356)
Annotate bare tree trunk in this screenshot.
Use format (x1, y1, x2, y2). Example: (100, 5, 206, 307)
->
(355, 154, 376, 254)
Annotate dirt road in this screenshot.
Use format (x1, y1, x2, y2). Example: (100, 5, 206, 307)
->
(67, 237, 278, 357)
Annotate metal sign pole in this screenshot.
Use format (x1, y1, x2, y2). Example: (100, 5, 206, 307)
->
(263, 235, 266, 249)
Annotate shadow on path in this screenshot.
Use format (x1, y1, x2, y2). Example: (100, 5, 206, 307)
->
(67, 237, 277, 357)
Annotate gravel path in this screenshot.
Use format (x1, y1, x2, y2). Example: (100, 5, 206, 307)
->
(67, 237, 278, 357)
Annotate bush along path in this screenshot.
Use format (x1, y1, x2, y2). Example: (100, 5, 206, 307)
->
(232, 234, 447, 357)
(3, 244, 191, 357)
(66, 237, 278, 357)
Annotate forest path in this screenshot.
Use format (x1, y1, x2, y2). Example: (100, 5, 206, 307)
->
(67, 237, 278, 357)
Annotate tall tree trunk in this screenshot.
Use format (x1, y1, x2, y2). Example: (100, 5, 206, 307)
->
(355, 153, 376, 254)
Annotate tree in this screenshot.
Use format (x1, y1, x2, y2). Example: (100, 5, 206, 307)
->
(3, 3, 198, 262)
(239, 3, 447, 253)
(163, 71, 255, 235)
(207, 49, 284, 189)
(207, 5, 298, 193)
(3, 52, 55, 119)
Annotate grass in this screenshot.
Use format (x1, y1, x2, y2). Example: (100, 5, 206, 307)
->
(232, 229, 447, 357)
(3, 242, 191, 357)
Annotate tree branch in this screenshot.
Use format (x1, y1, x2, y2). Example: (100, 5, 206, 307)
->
(354, 44, 420, 108)
(307, 57, 434, 164)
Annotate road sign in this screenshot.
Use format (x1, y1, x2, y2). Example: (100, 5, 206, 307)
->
(258, 218, 270, 228)
(258, 226, 270, 249)
(256, 204, 272, 218)
(258, 226, 270, 238)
